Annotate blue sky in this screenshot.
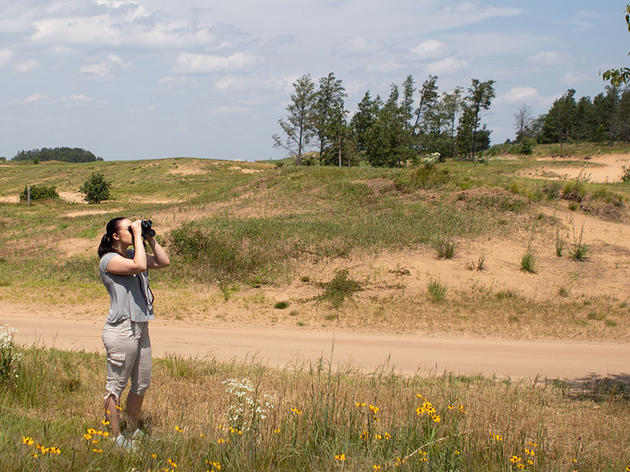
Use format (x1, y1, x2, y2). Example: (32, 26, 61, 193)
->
(0, 0, 628, 161)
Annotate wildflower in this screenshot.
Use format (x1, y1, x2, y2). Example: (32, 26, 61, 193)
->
(87, 428, 97, 435)
(454, 450, 461, 455)
(368, 404, 380, 415)
(516, 464, 525, 470)
(152, 453, 158, 459)
(83, 434, 92, 440)
(116, 404, 122, 411)
(525, 448, 535, 456)
(101, 431, 109, 438)
(373, 466, 381, 471)
(509, 455, 522, 463)
(625, 467, 630, 472)
(527, 459, 534, 465)
(355, 402, 366, 408)
(458, 405, 468, 414)
(217, 424, 225, 431)
(217, 438, 226, 444)
(167, 458, 178, 468)
(291, 407, 302, 415)
(360, 430, 369, 440)
(30, 452, 39, 458)
(431, 414, 441, 423)
(200, 433, 207, 439)
(22, 436, 34, 446)
(383, 432, 391, 440)
(415, 393, 424, 398)
(374, 434, 382, 440)
(567, 458, 578, 463)
(92, 448, 103, 453)
(528, 441, 538, 447)
(101, 419, 110, 426)
(174, 426, 184, 433)
(447, 405, 455, 410)
(418, 451, 428, 462)
(273, 428, 281, 434)
(334, 453, 346, 462)
(490, 433, 503, 441)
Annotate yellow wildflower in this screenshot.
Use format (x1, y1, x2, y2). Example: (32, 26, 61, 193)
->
(374, 434, 382, 440)
(101, 419, 109, 426)
(334, 453, 347, 462)
(360, 430, 369, 440)
(528, 441, 538, 447)
(355, 402, 366, 407)
(152, 453, 158, 459)
(22, 436, 35, 446)
(418, 451, 428, 462)
(87, 428, 97, 435)
(431, 414, 441, 423)
(454, 449, 460, 455)
(174, 426, 184, 433)
(383, 432, 391, 440)
(373, 466, 381, 471)
(273, 428, 281, 434)
(167, 458, 178, 468)
(516, 463, 525, 470)
(217, 438, 225, 444)
(92, 448, 103, 453)
(447, 405, 455, 410)
(527, 459, 534, 466)
(415, 393, 424, 398)
(30, 453, 39, 458)
(200, 433, 207, 439)
(525, 448, 535, 456)
(509, 455, 522, 463)
(291, 407, 303, 415)
(368, 404, 380, 414)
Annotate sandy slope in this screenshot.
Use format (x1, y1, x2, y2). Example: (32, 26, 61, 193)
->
(2, 310, 628, 381)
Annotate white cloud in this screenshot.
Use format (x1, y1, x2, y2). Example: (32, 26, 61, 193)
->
(502, 87, 539, 103)
(561, 71, 591, 85)
(174, 52, 256, 74)
(80, 54, 130, 78)
(14, 60, 40, 73)
(341, 37, 379, 54)
(0, 48, 14, 66)
(366, 60, 402, 73)
(425, 57, 468, 75)
(410, 39, 446, 59)
(209, 105, 248, 114)
(158, 75, 195, 88)
(215, 75, 248, 91)
(527, 51, 567, 66)
(21, 93, 97, 105)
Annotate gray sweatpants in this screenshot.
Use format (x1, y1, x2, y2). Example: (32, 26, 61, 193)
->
(102, 319, 151, 402)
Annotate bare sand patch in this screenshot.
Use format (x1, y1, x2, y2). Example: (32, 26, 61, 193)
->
(229, 166, 263, 174)
(0, 195, 19, 203)
(62, 237, 100, 258)
(64, 208, 122, 218)
(168, 166, 206, 176)
(59, 191, 86, 203)
(521, 154, 630, 183)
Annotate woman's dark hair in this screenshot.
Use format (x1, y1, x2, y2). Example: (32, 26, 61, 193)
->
(98, 217, 126, 258)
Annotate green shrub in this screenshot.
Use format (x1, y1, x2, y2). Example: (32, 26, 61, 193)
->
(19, 184, 58, 201)
(274, 301, 289, 309)
(520, 247, 536, 273)
(318, 269, 362, 309)
(428, 280, 447, 302)
(398, 164, 450, 189)
(621, 165, 630, 183)
(79, 172, 111, 204)
(434, 237, 455, 259)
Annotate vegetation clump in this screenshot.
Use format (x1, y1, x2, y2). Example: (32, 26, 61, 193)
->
(318, 269, 362, 308)
(79, 172, 112, 204)
(19, 184, 58, 201)
(12, 147, 102, 163)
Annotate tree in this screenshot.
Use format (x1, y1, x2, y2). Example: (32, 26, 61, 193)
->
(457, 79, 495, 160)
(12, 147, 101, 162)
(441, 88, 463, 157)
(540, 89, 577, 150)
(412, 75, 439, 136)
(602, 4, 630, 86)
(350, 91, 381, 154)
(273, 74, 316, 165)
(313, 73, 346, 160)
(80, 172, 112, 204)
(513, 104, 533, 142)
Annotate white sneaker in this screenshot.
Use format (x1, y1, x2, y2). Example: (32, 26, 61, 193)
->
(113, 434, 135, 451)
(130, 429, 146, 440)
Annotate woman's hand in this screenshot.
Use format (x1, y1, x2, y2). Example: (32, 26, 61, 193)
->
(130, 220, 143, 239)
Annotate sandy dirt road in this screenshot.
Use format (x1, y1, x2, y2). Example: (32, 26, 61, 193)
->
(2, 311, 628, 381)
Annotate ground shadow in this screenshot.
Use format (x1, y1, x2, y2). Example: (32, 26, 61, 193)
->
(551, 372, 630, 402)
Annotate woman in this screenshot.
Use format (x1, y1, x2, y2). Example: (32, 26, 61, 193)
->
(97, 217, 170, 445)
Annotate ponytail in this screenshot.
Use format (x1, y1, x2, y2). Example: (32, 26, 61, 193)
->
(98, 217, 125, 258)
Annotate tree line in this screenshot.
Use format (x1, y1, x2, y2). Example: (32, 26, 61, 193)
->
(273, 73, 496, 166)
(512, 86, 630, 150)
(12, 147, 102, 163)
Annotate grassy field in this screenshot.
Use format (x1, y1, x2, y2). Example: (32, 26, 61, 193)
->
(1, 146, 630, 340)
(0, 340, 628, 472)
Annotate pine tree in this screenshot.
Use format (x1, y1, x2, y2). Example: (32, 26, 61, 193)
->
(272, 74, 316, 165)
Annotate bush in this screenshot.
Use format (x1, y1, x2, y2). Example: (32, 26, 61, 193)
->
(520, 247, 536, 273)
(0, 325, 21, 384)
(19, 184, 58, 201)
(79, 172, 111, 204)
(428, 280, 447, 302)
(621, 166, 630, 183)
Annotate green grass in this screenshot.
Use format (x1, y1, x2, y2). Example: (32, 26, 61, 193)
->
(1, 345, 629, 471)
(520, 248, 536, 273)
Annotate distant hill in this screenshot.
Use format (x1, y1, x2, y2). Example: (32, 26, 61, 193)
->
(12, 147, 103, 163)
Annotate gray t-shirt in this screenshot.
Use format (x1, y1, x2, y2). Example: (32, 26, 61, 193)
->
(99, 250, 154, 324)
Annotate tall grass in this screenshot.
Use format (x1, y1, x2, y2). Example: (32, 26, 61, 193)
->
(1, 345, 629, 471)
